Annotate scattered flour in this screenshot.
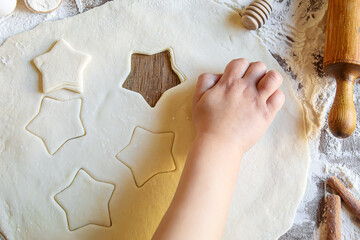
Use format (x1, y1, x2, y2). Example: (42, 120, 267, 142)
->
(0, 0, 110, 47)
(0, 0, 78, 46)
(75, 0, 110, 13)
(325, 163, 359, 190)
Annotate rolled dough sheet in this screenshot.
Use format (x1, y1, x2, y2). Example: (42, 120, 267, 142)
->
(0, 0, 309, 239)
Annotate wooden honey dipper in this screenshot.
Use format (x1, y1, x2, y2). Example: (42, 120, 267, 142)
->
(323, 0, 360, 138)
(242, 0, 273, 30)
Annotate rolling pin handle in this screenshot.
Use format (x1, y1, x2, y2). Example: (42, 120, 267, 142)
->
(323, 0, 360, 138)
(329, 77, 357, 138)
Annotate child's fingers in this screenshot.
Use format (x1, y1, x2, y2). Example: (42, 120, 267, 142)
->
(267, 89, 285, 115)
(193, 73, 222, 103)
(242, 61, 267, 85)
(257, 70, 283, 100)
(219, 58, 249, 86)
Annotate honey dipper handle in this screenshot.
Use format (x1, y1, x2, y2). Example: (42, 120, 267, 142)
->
(329, 74, 356, 138)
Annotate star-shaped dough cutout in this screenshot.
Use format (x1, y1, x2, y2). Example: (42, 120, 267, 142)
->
(26, 97, 86, 155)
(116, 127, 176, 187)
(54, 169, 115, 231)
(33, 39, 91, 93)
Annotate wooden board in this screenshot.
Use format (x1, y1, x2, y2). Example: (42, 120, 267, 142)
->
(123, 51, 181, 107)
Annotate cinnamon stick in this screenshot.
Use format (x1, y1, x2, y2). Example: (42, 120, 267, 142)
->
(327, 176, 360, 219)
(326, 194, 341, 240)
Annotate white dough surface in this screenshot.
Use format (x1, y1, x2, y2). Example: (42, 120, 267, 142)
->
(0, 0, 309, 239)
(33, 39, 91, 93)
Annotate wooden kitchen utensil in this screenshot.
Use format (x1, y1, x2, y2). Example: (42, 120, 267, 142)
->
(326, 194, 341, 240)
(327, 176, 360, 220)
(323, 0, 360, 138)
(242, 0, 273, 30)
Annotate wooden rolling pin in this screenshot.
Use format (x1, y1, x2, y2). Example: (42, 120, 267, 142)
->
(323, 0, 360, 138)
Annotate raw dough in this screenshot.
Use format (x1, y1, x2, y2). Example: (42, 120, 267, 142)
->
(0, 0, 309, 239)
(33, 39, 91, 93)
(116, 127, 176, 187)
(54, 169, 115, 231)
(26, 97, 86, 155)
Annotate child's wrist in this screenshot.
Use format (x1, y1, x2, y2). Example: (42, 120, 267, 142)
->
(193, 133, 244, 159)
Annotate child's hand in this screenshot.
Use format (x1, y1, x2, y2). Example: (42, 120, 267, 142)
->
(154, 59, 285, 240)
(193, 58, 285, 155)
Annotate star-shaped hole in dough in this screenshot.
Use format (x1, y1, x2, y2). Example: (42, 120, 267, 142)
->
(26, 97, 86, 155)
(116, 127, 176, 187)
(122, 50, 183, 107)
(33, 39, 91, 93)
(54, 169, 115, 231)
